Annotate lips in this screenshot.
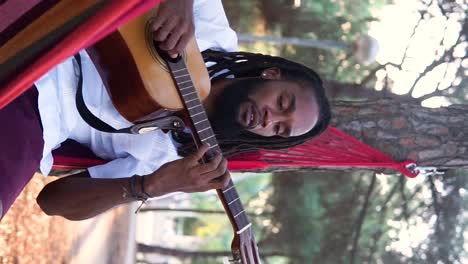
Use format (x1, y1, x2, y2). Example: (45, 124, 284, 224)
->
(241, 102, 260, 129)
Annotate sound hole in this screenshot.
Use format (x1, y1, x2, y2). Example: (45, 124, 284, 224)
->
(145, 21, 186, 70)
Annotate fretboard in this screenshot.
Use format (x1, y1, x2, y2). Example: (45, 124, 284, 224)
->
(166, 58, 251, 233)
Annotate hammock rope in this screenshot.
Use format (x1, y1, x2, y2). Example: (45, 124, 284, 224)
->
(227, 126, 419, 178)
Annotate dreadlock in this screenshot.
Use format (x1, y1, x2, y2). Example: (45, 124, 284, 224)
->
(175, 49, 331, 157)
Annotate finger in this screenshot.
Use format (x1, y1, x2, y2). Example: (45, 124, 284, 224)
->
(160, 21, 188, 51)
(169, 30, 192, 55)
(153, 17, 178, 43)
(201, 158, 228, 182)
(194, 152, 223, 175)
(187, 144, 210, 165)
(209, 171, 231, 190)
(150, 11, 170, 32)
(220, 171, 231, 188)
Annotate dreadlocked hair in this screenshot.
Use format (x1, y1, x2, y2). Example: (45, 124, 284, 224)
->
(175, 49, 331, 157)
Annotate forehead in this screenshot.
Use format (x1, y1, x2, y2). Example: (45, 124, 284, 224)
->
(256, 80, 320, 137)
(289, 83, 319, 137)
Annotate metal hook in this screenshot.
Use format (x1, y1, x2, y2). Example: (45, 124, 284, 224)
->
(406, 163, 445, 177)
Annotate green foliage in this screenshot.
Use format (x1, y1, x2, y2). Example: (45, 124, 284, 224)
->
(224, 0, 391, 84)
(265, 171, 362, 262)
(268, 173, 325, 259)
(189, 173, 273, 252)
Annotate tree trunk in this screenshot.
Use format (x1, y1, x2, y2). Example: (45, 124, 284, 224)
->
(331, 98, 468, 170)
(323, 80, 417, 102)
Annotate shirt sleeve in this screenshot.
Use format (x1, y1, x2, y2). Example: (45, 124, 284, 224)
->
(193, 0, 238, 52)
(87, 155, 150, 179)
(87, 132, 182, 179)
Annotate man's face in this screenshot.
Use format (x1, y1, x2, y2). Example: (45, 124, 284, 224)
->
(210, 78, 319, 138)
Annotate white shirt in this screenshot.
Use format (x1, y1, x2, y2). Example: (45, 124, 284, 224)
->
(35, 0, 237, 178)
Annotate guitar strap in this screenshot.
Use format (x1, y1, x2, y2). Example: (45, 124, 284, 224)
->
(73, 53, 185, 134)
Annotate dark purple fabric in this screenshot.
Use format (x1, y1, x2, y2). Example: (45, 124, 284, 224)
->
(0, 0, 59, 46)
(0, 86, 43, 220)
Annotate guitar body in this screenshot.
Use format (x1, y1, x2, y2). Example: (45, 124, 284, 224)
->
(87, 7, 210, 123)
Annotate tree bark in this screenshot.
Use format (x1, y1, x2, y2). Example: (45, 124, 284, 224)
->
(331, 98, 468, 170)
(349, 174, 377, 264)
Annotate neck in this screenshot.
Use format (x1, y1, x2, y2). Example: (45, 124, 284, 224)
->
(203, 78, 233, 117)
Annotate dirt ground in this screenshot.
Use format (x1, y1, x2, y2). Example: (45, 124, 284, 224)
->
(0, 174, 75, 263)
(0, 174, 133, 264)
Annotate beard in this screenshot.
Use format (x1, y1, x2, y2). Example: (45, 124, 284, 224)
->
(208, 77, 265, 138)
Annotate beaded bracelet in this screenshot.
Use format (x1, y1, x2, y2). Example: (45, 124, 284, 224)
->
(127, 175, 152, 213)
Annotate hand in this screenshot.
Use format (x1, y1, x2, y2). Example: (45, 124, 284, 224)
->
(151, 0, 195, 57)
(145, 144, 230, 197)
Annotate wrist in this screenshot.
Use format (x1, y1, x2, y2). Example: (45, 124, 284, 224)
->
(143, 172, 165, 198)
(127, 175, 152, 201)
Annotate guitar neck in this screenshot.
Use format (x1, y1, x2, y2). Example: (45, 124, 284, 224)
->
(166, 58, 252, 234)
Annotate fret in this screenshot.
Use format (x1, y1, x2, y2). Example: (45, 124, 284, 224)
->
(195, 114, 208, 121)
(224, 188, 239, 202)
(202, 139, 217, 150)
(179, 85, 194, 91)
(222, 185, 234, 193)
(197, 127, 210, 133)
(208, 143, 219, 149)
(178, 80, 194, 87)
(228, 197, 240, 205)
(182, 91, 197, 97)
(175, 73, 190, 79)
(201, 134, 215, 142)
(177, 79, 192, 85)
(187, 105, 202, 112)
(191, 115, 208, 125)
(191, 111, 204, 117)
(228, 202, 244, 217)
(235, 214, 250, 231)
(236, 223, 252, 234)
(187, 104, 202, 111)
(194, 118, 208, 125)
(234, 210, 245, 218)
(185, 98, 199, 104)
(172, 68, 185, 73)
(195, 123, 209, 134)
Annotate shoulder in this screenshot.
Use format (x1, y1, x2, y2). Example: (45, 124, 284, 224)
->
(192, 0, 238, 52)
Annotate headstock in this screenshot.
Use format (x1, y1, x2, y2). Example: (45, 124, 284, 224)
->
(228, 226, 262, 264)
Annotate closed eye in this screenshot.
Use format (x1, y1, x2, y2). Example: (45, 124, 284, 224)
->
(278, 95, 284, 111)
(278, 94, 289, 111)
(274, 123, 281, 135)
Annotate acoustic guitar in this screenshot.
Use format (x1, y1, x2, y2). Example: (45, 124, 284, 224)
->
(87, 7, 261, 264)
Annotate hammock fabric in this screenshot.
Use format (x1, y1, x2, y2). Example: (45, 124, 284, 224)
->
(0, 0, 162, 109)
(227, 126, 418, 177)
(0, 0, 419, 178)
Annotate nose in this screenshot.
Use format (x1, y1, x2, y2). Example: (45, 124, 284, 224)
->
(261, 108, 285, 128)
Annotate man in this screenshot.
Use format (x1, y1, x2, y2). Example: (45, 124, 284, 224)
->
(0, 0, 331, 220)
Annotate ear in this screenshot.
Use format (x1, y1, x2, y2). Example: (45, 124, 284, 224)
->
(261, 67, 282, 80)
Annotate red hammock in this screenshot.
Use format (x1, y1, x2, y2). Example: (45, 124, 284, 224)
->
(0, 0, 419, 178)
(227, 126, 418, 177)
